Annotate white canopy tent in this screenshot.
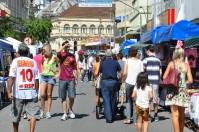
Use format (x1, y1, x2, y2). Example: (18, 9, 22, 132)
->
(5, 37, 37, 56)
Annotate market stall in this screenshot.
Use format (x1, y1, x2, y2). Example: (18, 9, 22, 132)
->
(0, 40, 13, 107)
(141, 21, 199, 129)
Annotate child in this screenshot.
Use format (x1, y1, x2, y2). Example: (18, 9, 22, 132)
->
(132, 72, 153, 132)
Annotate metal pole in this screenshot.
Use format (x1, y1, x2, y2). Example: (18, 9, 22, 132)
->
(140, 13, 142, 38)
(117, 0, 142, 38)
(153, 0, 157, 28)
(27, 0, 31, 19)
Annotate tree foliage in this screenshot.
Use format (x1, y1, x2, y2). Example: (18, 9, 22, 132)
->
(0, 17, 22, 40)
(24, 18, 53, 43)
(0, 17, 53, 43)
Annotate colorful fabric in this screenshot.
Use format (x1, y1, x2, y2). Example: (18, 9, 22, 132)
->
(165, 88, 190, 107)
(93, 62, 100, 77)
(143, 56, 161, 85)
(9, 57, 39, 99)
(42, 55, 57, 76)
(135, 105, 149, 121)
(57, 51, 77, 81)
(33, 53, 42, 74)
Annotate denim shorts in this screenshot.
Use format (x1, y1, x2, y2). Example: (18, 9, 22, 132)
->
(11, 98, 40, 123)
(59, 80, 76, 100)
(41, 75, 56, 85)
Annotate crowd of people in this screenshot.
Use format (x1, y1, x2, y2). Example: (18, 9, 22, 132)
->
(6, 40, 193, 132)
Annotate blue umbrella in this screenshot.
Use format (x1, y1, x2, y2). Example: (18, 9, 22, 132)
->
(121, 39, 137, 56)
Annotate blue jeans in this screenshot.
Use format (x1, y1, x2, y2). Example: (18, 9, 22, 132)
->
(81, 70, 88, 81)
(101, 80, 118, 122)
(125, 83, 135, 120)
(41, 75, 56, 85)
(88, 67, 93, 81)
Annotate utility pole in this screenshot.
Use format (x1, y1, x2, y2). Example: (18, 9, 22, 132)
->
(115, 0, 142, 38)
(99, 17, 102, 51)
(27, 0, 31, 19)
(153, 0, 157, 28)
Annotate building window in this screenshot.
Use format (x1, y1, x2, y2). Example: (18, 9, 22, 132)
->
(89, 25, 96, 35)
(72, 24, 79, 34)
(64, 24, 70, 33)
(98, 25, 104, 34)
(81, 25, 87, 34)
(106, 25, 112, 34)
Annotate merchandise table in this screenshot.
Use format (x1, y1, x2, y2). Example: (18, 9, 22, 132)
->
(186, 93, 199, 127)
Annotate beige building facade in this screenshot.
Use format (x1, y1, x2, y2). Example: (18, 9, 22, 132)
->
(50, 5, 114, 51)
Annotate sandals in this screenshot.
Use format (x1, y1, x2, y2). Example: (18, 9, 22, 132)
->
(123, 119, 131, 124)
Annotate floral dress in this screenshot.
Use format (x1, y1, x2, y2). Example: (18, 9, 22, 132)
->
(165, 72, 190, 107)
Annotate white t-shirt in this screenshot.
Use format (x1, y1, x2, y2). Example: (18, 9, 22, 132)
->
(88, 56, 94, 68)
(134, 85, 152, 108)
(125, 58, 143, 85)
(9, 57, 39, 99)
(78, 61, 84, 69)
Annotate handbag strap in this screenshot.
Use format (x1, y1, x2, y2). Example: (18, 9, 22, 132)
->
(172, 61, 176, 70)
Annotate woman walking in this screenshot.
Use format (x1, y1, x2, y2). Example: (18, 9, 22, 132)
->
(40, 44, 58, 119)
(123, 47, 144, 124)
(163, 42, 193, 132)
(93, 56, 101, 108)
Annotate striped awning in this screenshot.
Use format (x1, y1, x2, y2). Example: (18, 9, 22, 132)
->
(185, 36, 199, 48)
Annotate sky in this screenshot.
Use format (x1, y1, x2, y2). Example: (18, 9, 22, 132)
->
(78, 0, 112, 3)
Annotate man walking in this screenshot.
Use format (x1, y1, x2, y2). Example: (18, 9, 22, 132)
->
(7, 44, 40, 132)
(99, 50, 121, 123)
(57, 41, 78, 121)
(143, 46, 162, 122)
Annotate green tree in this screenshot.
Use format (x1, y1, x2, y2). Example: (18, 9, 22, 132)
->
(24, 18, 53, 43)
(0, 17, 22, 40)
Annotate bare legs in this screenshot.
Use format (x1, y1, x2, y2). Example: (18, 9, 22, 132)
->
(69, 98, 74, 111)
(62, 98, 75, 113)
(40, 83, 54, 113)
(170, 105, 185, 132)
(136, 116, 149, 132)
(96, 89, 100, 106)
(29, 118, 36, 132)
(13, 118, 36, 132)
(13, 122, 19, 132)
(47, 84, 53, 112)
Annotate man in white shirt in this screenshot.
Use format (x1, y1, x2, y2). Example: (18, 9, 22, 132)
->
(7, 44, 40, 132)
(88, 55, 94, 81)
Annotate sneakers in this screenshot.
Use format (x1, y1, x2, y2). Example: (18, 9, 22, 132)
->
(46, 112, 51, 119)
(68, 111, 75, 119)
(40, 111, 45, 119)
(154, 116, 159, 122)
(23, 113, 28, 119)
(61, 113, 68, 121)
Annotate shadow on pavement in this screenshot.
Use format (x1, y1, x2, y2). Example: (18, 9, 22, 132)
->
(158, 116, 170, 121)
(75, 113, 89, 119)
(52, 96, 59, 100)
(51, 113, 63, 117)
(151, 116, 170, 122)
(51, 113, 89, 119)
(76, 93, 87, 96)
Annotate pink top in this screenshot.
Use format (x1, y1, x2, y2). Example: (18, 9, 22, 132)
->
(33, 53, 43, 74)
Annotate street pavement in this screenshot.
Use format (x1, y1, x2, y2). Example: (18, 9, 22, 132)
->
(0, 81, 193, 132)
